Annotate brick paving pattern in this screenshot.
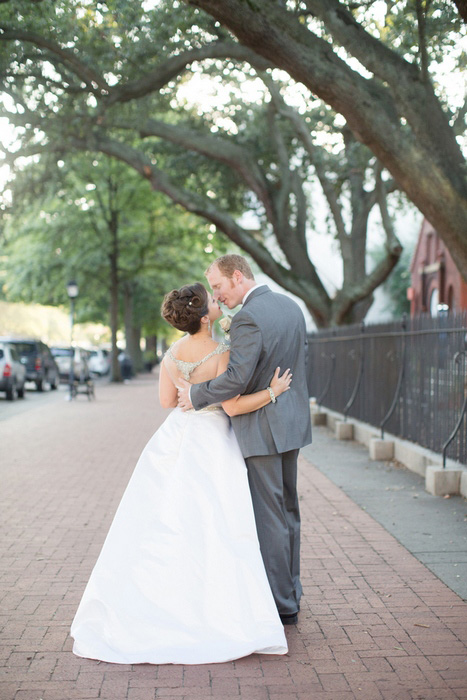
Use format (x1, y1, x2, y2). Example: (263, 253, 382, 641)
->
(1, 374, 466, 699)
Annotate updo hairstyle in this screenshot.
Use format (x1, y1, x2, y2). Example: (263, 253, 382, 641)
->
(161, 282, 209, 335)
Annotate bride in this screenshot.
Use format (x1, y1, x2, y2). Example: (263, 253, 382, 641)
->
(71, 282, 292, 665)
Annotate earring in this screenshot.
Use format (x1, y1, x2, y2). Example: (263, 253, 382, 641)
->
(208, 319, 211, 333)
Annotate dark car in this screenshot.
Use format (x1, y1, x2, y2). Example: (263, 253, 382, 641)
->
(0, 338, 60, 391)
(0, 341, 26, 400)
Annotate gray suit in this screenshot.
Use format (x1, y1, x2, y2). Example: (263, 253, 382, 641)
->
(191, 285, 312, 616)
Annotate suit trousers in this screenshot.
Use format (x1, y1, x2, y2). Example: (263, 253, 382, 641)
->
(245, 449, 302, 617)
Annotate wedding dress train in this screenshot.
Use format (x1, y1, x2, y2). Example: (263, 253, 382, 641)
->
(71, 402, 287, 664)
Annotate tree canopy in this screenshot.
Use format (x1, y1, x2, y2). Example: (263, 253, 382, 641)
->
(2, 153, 228, 374)
(0, 0, 465, 328)
(184, 0, 466, 278)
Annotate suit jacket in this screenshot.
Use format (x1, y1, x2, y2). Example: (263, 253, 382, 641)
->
(191, 285, 312, 458)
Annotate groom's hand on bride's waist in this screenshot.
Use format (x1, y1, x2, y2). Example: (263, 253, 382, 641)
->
(177, 379, 193, 411)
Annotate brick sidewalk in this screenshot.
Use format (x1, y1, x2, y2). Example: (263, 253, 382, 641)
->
(1, 375, 466, 700)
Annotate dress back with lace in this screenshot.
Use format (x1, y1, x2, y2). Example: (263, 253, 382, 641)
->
(164, 341, 229, 384)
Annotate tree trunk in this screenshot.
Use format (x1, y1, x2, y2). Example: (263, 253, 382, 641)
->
(126, 325, 142, 372)
(123, 282, 143, 372)
(109, 218, 122, 383)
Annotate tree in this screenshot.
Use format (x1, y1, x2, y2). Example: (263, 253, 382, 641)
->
(371, 242, 414, 317)
(0, 0, 407, 326)
(183, 0, 467, 280)
(2, 153, 228, 375)
(101, 71, 402, 325)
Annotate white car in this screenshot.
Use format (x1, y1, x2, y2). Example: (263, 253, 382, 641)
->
(88, 348, 110, 376)
(50, 346, 91, 382)
(0, 341, 26, 400)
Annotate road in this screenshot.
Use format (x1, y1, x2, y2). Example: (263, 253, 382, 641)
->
(0, 377, 108, 421)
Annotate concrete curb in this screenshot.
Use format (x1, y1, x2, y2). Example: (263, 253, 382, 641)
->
(310, 402, 467, 498)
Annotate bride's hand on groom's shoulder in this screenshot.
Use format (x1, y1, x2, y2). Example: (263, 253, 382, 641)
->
(270, 367, 292, 399)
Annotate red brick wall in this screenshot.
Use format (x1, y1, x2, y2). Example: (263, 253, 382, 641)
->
(409, 219, 467, 315)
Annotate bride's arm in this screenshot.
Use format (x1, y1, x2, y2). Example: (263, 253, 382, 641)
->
(217, 353, 291, 417)
(159, 358, 178, 408)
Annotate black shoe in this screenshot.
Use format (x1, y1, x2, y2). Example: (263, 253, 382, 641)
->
(280, 612, 298, 625)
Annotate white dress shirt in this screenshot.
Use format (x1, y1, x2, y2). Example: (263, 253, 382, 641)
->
(242, 284, 263, 305)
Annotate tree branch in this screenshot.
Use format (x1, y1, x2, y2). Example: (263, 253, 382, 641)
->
(265, 76, 348, 242)
(0, 29, 108, 92)
(304, 0, 419, 88)
(333, 251, 401, 324)
(304, 0, 462, 173)
(105, 41, 270, 104)
(266, 101, 292, 230)
(375, 165, 403, 256)
(65, 133, 331, 319)
(263, 102, 326, 290)
(452, 98, 467, 135)
(113, 117, 274, 219)
(291, 169, 308, 254)
(450, 0, 467, 23)
(415, 0, 430, 83)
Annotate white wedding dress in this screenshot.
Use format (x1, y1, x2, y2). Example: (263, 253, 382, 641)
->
(71, 344, 287, 665)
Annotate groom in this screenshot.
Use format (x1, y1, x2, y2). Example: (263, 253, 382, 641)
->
(178, 254, 312, 624)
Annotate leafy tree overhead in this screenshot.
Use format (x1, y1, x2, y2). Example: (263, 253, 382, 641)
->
(184, 0, 467, 280)
(2, 153, 228, 376)
(0, 0, 408, 326)
(0, 0, 464, 328)
(113, 79, 404, 325)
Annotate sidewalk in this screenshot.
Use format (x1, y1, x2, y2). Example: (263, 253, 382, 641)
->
(1, 374, 466, 700)
(301, 431, 467, 602)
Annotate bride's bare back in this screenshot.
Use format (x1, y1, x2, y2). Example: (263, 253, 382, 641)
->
(159, 336, 229, 408)
(165, 337, 229, 384)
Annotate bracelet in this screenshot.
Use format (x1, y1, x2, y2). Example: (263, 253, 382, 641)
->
(267, 386, 276, 404)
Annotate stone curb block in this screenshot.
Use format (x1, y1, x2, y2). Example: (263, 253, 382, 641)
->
(425, 466, 462, 497)
(311, 412, 327, 426)
(335, 421, 354, 440)
(369, 438, 395, 461)
(309, 401, 467, 496)
(461, 471, 467, 498)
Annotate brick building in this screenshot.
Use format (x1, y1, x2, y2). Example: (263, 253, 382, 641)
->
(408, 218, 467, 316)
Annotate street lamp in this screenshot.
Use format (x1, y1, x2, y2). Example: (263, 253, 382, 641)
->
(66, 280, 79, 400)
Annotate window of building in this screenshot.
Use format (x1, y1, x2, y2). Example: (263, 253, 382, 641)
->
(430, 287, 439, 316)
(447, 285, 455, 311)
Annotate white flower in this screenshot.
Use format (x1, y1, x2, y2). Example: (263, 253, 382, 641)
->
(219, 315, 232, 333)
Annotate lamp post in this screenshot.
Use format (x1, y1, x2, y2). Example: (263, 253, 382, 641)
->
(66, 280, 79, 401)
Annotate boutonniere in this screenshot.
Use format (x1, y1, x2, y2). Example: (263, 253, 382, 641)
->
(219, 315, 233, 334)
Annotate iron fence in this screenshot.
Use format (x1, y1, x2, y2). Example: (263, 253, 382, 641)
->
(307, 313, 467, 466)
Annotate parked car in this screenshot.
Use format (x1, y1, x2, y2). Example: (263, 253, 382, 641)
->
(0, 341, 26, 400)
(0, 338, 59, 391)
(50, 346, 91, 383)
(88, 348, 110, 376)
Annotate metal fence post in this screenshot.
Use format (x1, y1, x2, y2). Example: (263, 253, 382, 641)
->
(343, 321, 365, 421)
(317, 352, 336, 408)
(380, 315, 407, 440)
(442, 349, 467, 468)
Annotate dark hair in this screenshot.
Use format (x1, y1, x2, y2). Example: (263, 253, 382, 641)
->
(161, 282, 209, 335)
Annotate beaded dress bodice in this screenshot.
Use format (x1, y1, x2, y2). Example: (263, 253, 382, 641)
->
(165, 342, 229, 381)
